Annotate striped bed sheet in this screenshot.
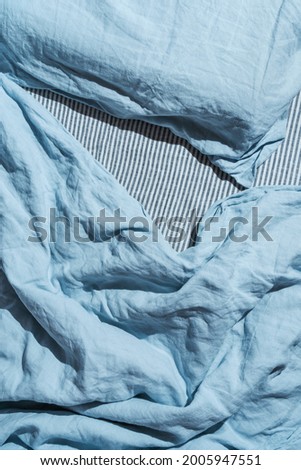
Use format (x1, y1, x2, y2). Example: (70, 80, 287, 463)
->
(27, 89, 301, 252)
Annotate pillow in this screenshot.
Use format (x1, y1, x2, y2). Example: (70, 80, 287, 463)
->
(1, 0, 300, 187)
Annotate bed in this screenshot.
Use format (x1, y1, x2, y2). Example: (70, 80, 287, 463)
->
(1, 0, 301, 451)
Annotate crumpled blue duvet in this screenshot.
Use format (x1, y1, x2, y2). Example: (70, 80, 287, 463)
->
(1, 75, 301, 450)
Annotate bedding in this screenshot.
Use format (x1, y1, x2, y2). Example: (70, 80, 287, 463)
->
(1, 74, 301, 450)
(28, 88, 301, 252)
(1, 0, 301, 187)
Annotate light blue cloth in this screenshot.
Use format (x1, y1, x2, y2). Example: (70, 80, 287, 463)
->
(1, 75, 301, 450)
(1, 0, 301, 187)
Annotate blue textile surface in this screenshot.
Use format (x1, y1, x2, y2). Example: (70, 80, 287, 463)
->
(1, 0, 301, 187)
(1, 75, 301, 450)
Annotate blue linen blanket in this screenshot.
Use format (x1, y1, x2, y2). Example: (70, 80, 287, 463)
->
(1, 75, 301, 450)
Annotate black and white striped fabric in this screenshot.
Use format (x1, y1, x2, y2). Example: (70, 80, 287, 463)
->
(27, 89, 301, 252)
